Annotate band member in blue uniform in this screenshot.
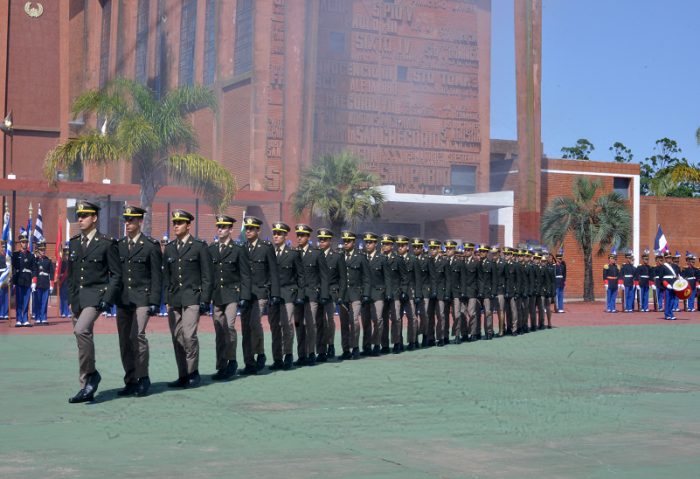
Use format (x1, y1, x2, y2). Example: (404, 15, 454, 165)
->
(554, 249, 566, 313)
(619, 250, 637, 312)
(635, 249, 652, 312)
(31, 238, 54, 324)
(603, 249, 619, 313)
(652, 253, 664, 312)
(682, 252, 697, 312)
(660, 251, 680, 320)
(0, 239, 9, 319)
(12, 231, 34, 326)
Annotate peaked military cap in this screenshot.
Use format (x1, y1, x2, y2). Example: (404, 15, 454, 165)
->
(171, 209, 194, 222)
(161, 234, 169, 244)
(533, 251, 542, 259)
(641, 248, 649, 258)
(444, 240, 458, 248)
(395, 235, 409, 244)
(63, 241, 70, 251)
(123, 205, 146, 217)
(295, 223, 312, 234)
(18, 231, 28, 242)
(272, 221, 291, 233)
(428, 239, 441, 247)
(363, 232, 378, 242)
(556, 249, 564, 258)
(76, 200, 100, 215)
(490, 245, 500, 253)
(36, 238, 46, 250)
(663, 251, 672, 258)
(411, 237, 425, 246)
(463, 242, 475, 250)
(215, 214, 236, 226)
(380, 234, 395, 244)
(341, 230, 356, 241)
(316, 228, 333, 238)
(243, 216, 263, 227)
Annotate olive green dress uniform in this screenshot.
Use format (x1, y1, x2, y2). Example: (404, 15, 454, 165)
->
(395, 235, 423, 347)
(295, 224, 330, 360)
(209, 215, 252, 372)
(116, 206, 162, 388)
(361, 233, 391, 354)
(517, 250, 530, 333)
(241, 216, 281, 370)
(445, 241, 468, 342)
(531, 255, 547, 329)
(163, 211, 214, 380)
(503, 248, 522, 335)
(67, 202, 122, 391)
(412, 238, 436, 346)
(464, 248, 483, 339)
(478, 245, 498, 337)
(381, 235, 402, 349)
(339, 231, 371, 356)
(525, 251, 538, 332)
(427, 240, 452, 345)
(315, 228, 346, 357)
(492, 247, 507, 335)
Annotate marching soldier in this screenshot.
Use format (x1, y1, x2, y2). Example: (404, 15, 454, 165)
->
(682, 252, 697, 312)
(517, 249, 530, 333)
(554, 250, 566, 313)
(380, 234, 400, 353)
(465, 243, 482, 342)
(163, 209, 214, 389)
(445, 240, 467, 344)
(491, 246, 506, 337)
(636, 249, 652, 312)
(412, 238, 435, 347)
(58, 243, 70, 318)
(315, 228, 346, 361)
(478, 244, 496, 340)
(339, 230, 371, 359)
(525, 249, 540, 331)
(530, 251, 546, 330)
(660, 251, 680, 320)
(209, 214, 251, 380)
(503, 247, 521, 336)
(12, 230, 34, 326)
(115, 205, 162, 397)
(294, 223, 330, 366)
(240, 216, 280, 375)
(269, 222, 305, 369)
(544, 249, 556, 329)
(427, 239, 451, 346)
(395, 235, 422, 351)
(671, 252, 682, 312)
(361, 232, 390, 356)
(67, 201, 122, 403)
(619, 250, 637, 313)
(31, 238, 54, 324)
(603, 249, 620, 313)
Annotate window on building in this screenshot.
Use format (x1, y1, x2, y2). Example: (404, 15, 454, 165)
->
(134, 0, 150, 84)
(233, 0, 253, 76)
(178, 0, 198, 86)
(614, 177, 630, 199)
(154, 0, 164, 97)
(203, 0, 216, 85)
(397, 66, 408, 81)
(329, 32, 345, 52)
(98, 1, 112, 89)
(451, 165, 477, 194)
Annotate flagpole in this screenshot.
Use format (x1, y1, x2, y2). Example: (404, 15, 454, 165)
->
(28, 203, 33, 325)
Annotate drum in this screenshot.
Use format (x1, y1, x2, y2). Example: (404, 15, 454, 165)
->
(673, 278, 691, 300)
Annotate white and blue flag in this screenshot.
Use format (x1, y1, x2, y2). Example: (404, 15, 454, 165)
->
(654, 225, 669, 254)
(33, 202, 43, 250)
(0, 212, 12, 288)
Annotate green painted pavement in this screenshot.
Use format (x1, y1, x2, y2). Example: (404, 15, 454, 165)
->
(1, 326, 699, 478)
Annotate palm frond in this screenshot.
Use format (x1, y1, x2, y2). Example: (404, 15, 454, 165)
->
(163, 154, 236, 213)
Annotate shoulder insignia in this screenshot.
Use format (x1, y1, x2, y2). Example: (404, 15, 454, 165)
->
(314, 247, 322, 251)
(604, 264, 609, 270)
(70, 234, 80, 240)
(149, 237, 159, 244)
(262, 240, 271, 245)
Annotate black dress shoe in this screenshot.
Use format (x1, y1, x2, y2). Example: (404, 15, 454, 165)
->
(68, 389, 93, 404)
(538, 325, 545, 331)
(486, 333, 493, 340)
(461, 334, 469, 342)
(223, 360, 238, 379)
(168, 377, 188, 387)
(83, 371, 102, 398)
(255, 354, 267, 371)
(269, 360, 284, 370)
(469, 335, 479, 343)
(372, 345, 380, 356)
(444, 338, 450, 345)
(407, 342, 415, 351)
(239, 365, 258, 375)
(327, 345, 336, 358)
(117, 383, 137, 396)
(317, 352, 328, 362)
(454, 337, 462, 345)
(400, 343, 406, 352)
(211, 369, 227, 380)
(530, 326, 537, 332)
(352, 347, 360, 360)
(437, 339, 445, 347)
(547, 325, 552, 329)
(307, 353, 316, 366)
(339, 351, 352, 360)
(134, 377, 151, 397)
(186, 371, 201, 388)
(294, 356, 307, 366)
(360, 348, 371, 357)
(380, 346, 391, 354)
(512, 330, 519, 337)
(427, 340, 436, 347)
(283, 354, 293, 370)
(523, 326, 530, 333)
(421, 337, 428, 348)
(393, 343, 401, 354)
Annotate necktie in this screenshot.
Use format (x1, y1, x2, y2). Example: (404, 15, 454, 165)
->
(178, 239, 183, 251)
(277, 248, 282, 259)
(249, 242, 254, 253)
(345, 252, 350, 263)
(220, 243, 224, 255)
(81, 236, 88, 254)
(129, 239, 134, 251)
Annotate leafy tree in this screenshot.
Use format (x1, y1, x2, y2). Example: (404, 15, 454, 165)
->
(540, 177, 632, 302)
(639, 138, 693, 198)
(609, 142, 633, 163)
(561, 139, 595, 161)
(44, 78, 236, 235)
(696, 125, 700, 146)
(291, 151, 385, 236)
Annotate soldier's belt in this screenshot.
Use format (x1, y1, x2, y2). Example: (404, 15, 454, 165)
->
(39, 272, 50, 276)
(640, 275, 649, 278)
(22, 268, 32, 273)
(624, 275, 633, 277)
(607, 276, 618, 279)
(556, 275, 563, 278)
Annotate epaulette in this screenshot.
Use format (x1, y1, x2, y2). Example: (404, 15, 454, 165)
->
(100, 234, 116, 242)
(70, 233, 81, 241)
(232, 241, 242, 248)
(314, 247, 323, 251)
(262, 240, 271, 245)
(604, 264, 609, 270)
(148, 236, 159, 244)
(193, 238, 204, 243)
(289, 246, 300, 252)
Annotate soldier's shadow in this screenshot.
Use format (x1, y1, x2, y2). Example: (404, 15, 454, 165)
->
(92, 378, 226, 402)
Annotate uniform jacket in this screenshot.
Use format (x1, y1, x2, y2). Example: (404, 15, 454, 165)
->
(464, 256, 482, 298)
(447, 255, 468, 299)
(342, 249, 371, 302)
(399, 253, 423, 299)
(324, 249, 347, 302)
(209, 240, 252, 306)
(479, 258, 498, 297)
(603, 263, 620, 289)
(245, 239, 281, 301)
(385, 253, 403, 297)
(554, 263, 566, 288)
(117, 235, 162, 308)
(682, 265, 698, 288)
(504, 260, 522, 297)
(415, 253, 436, 299)
(517, 261, 530, 296)
(299, 246, 330, 302)
(431, 255, 452, 299)
(528, 262, 540, 295)
(546, 263, 556, 296)
(493, 259, 506, 296)
(67, 230, 122, 311)
(660, 262, 681, 288)
(163, 236, 214, 308)
(32, 256, 54, 290)
(12, 250, 35, 287)
(618, 262, 637, 288)
(635, 263, 653, 288)
(367, 252, 392, 302)
(275, 244, 305, 304)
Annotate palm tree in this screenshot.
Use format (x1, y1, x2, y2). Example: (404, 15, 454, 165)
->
(668, 159, 700, 191)
(540, 177, 632, 302)
(43, 78, 236, 235)
(291, 151, 385, 235)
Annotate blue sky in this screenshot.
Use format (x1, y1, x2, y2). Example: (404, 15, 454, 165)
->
(490, 0, 700, 164)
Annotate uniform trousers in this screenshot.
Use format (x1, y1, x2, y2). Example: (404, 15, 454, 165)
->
(664, 288, 674, 318)
(556, 286, 565, 312)
(639, 286, 649, 311)
(0, 286, 8, 318)
(606, 287, 618, 312)
(71, 306, 102, 388)
(529, 295, 545, 328)
(59, 284, 70, 317)
(482, 297, 495, 335)
(416, 298, 428, 338)
(339, 300, 361, 351)
(467, 298, 481, 336)
(427, 298, 445, 341)
(268, 301, 296, 361)
(168, 304, 201, 378)
(15, 285, 30, 323)
(505, 296, 519, 332)
(519, 296, 529, 330)
(315, 301, 336, 354)
(212, 303, 239, 370)
(116, 305, 151, 384)
(624, 285, 636, 311)
(33, 288, 50, 322)
(687, 286, 696, 311)
(295, 301, 318, 358)
(381, 299, 399, 347)
(361, 300, 384, 349)
(159, 283, 167, 315)
(240, 298, 267, 368)
(401, 299, 419, 343)
(451, 298, 466, 338)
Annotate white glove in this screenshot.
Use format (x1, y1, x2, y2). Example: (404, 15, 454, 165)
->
(618, 284, 623, 291)
(636, 285, 640, 291)
(651, 285, 656, 290)
(49, 286, 54, 294)
(31, 283, 36, 293)
(667, 284, 673, 290)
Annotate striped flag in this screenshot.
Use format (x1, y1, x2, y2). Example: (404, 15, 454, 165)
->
(0, 212, 12, 288)
(26, 217, 32, 252)
(33, 202, 43, 250)
(654, 225, 669, 254)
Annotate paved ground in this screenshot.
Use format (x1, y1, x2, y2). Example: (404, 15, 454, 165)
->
(1, 302, 699, 478)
